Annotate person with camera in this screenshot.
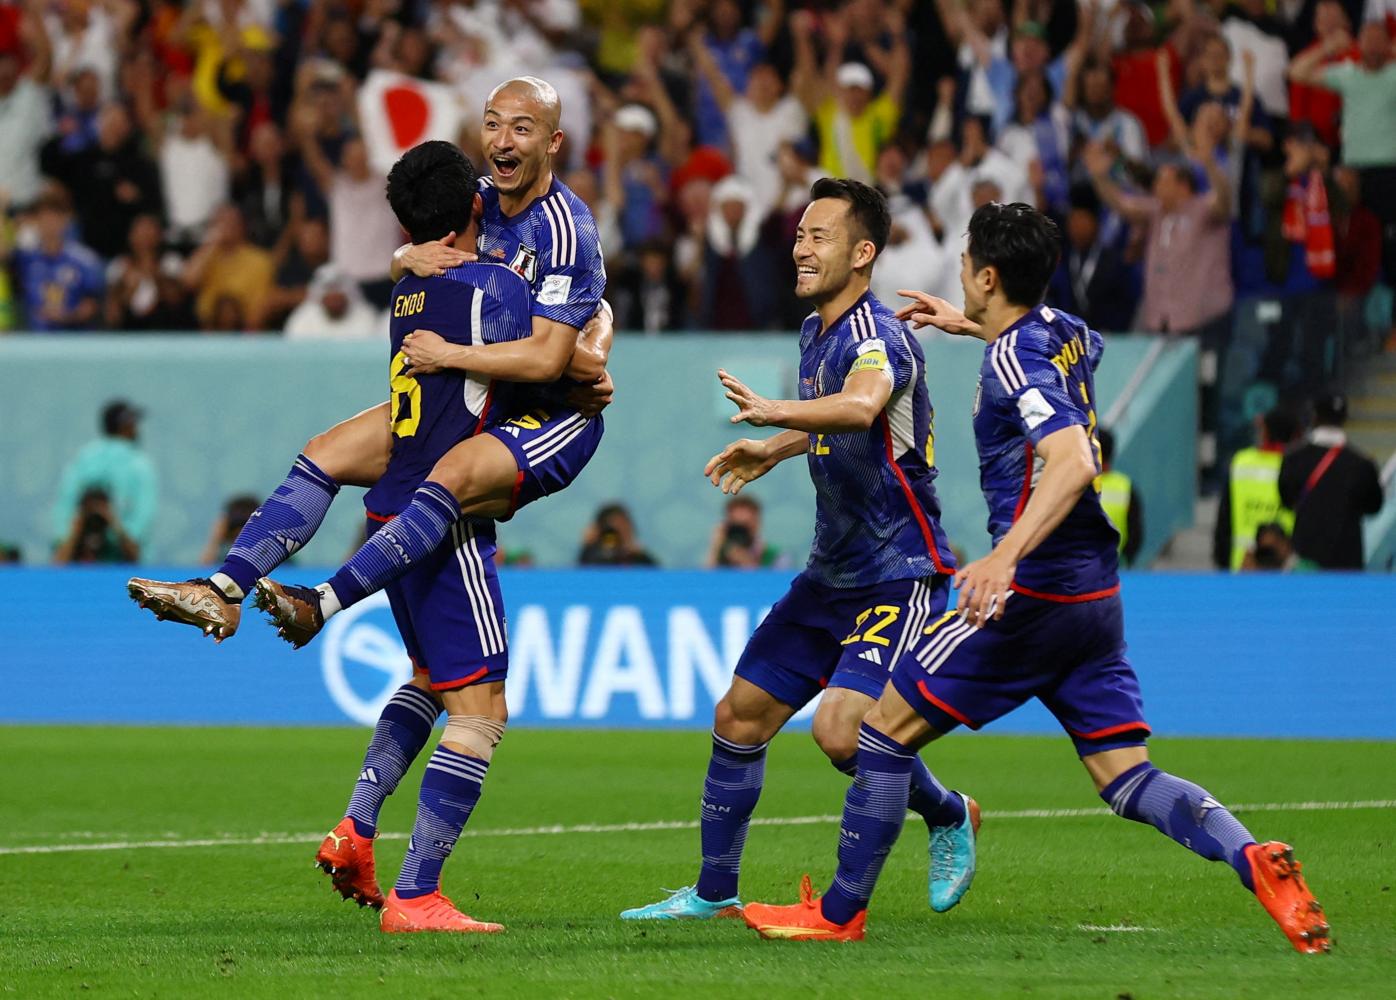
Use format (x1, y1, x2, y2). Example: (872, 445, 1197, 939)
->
(706, 495, 782, 569)
(578, 503, 657, 567)
(50, 400, 157, 565)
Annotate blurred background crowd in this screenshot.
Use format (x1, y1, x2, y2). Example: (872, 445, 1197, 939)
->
(0, 0, 1392, 342)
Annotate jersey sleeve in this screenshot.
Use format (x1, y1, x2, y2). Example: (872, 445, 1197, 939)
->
(479, 269, 536, 345)
(532, 195, 607, 329)
(990, 325, 1087, 446)
(842, 315, 915, 393)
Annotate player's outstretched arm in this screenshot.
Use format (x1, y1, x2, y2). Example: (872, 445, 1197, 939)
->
(704, 430, 807, 495)
(953, 424, 1098, 626)
(895, 290, 986, 339)
(401, 319, 575, 382)
(718, 368, 891, 434)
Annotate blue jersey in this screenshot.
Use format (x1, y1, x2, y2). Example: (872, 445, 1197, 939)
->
(973, 303, 1119, 597)
(477, 176, 606, 408)
(15, 244, 105, 332)
(800, 293, 957, 588)
(363, 263, 533, 517)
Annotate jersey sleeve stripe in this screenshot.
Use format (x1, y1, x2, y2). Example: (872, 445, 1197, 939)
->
(989, 339, 1018, 392)
(541, 197, 562, 268)
(1003, 330, 1029, 386)
(469, 286, 482, 344)
(553, 194, 578, 266)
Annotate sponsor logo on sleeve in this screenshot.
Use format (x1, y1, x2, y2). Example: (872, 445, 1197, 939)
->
(538, 274, 573, 305)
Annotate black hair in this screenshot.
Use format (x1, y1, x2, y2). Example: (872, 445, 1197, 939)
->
(1098, 426, 1115, 464)
(1313, 392, 1348, 427)
(1011, 69, 1055, 124)
(386, 141, 478, 245)
(1262, 406, 1300, 444)
(808, 177, 891, 260)
(966, 202, 1062, 307)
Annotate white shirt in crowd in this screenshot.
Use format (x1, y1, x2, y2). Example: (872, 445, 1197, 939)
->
(0, 78, 50, 206)
(870, 197, 957, 312)
(284, 267, 384, 340)
(931, 151, 1032, 241)
(329, 174, 405, 283)
(1222, 16, 1290, 117)
(160, 133, 230, 238)
(727, 95, 808, 215)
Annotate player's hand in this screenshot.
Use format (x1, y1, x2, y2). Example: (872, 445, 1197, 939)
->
(952, 551, 1015, 627)
(565, 371, 614, 418)
(704, 438, 778, 495)
(401, 329, 457, 375)
(400, 235, 475, 277)
(895, 290, 982, 337)
(718, 369, 781, 426)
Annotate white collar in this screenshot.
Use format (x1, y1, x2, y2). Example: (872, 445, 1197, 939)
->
(1310, 426, 1346, 448)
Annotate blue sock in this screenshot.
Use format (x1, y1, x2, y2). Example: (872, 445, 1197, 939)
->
(1102, 762, 1258, 891)
(220, 455, 339, 595)
(325, 482, 459, 610)
(394, 746, 489, 899)
(832, 754, 965, 829)
(344, 684, 441, 838)
(695, 731, 767, 903)
(821, 724, 914, 925)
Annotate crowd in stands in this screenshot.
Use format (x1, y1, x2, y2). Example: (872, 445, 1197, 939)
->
(0, 0, 1391, 345)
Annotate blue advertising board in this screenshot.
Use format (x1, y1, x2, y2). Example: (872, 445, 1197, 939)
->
(1, 569, 1393, 739)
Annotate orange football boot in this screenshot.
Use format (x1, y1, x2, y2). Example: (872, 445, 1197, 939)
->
(1245, 841, 1331, 954)
(380, 890, 505, 934)
(741, 874, 866, 941)
(314, 818, 384, 909)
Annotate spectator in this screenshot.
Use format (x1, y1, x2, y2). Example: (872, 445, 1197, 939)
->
(44, 0, 129, 101)
(608, 103, 669, 251)
(182, 203, 274, 331)
(689, 175, 778, 331)
(41, 101, 162, 259)
(200, 494, 260, 564)
(0, 7, 53, 210)
(1096, 427, 1143, 567)
(294, 120, 401, 308)
(105, 212, 190, 331)
(1278, 392, 1384, 570)
(138, 88, 234, 247)
(1177, 32, 1271, 155)
(688, 33, 807, 218)
(1068, 57, 1148, 168)
(1289, 20, 1396, 300)
(1106, 0, 1189, 150)
(1240, 522, 1309, 572)
(4, 189, 105, 331)
(871, 145, 954, 309)
(1085, 140, 1234, 336)
(611, 241, 684, 334)
(1046, 184, 1138, 332)
(50, 400, 157, 563)
(706, 495, 782, 568)
(932, 116, 1030, 245)
(1214, 406, 1301, 571)
(51, 66, 102, 155)
(1219, 0, 1291, 120)
(234, 120, 299, 251)
(1331, 165, 1384, 343)
(995, 69, 1072, 214)
(579, 503, 657, 566)
(790, 7, 909, 184)
(691, 0, 783, 151)
(265, 216, 330, 327)
(1288, 1, 1358, 150)
(936, 0, 1008, 122)
(283, 264, 381, 340)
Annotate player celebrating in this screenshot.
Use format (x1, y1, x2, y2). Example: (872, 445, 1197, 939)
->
(128, 76, 609, 645)
(740, 203, 1329, 953)
(621, 179, 974, 923)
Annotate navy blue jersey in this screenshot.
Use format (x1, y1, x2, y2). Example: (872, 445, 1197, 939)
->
(800, 292, 957, 588)
(477, 176, 606, 408)
(972, 303, 1119, 597)
(363, 263, 533, 516)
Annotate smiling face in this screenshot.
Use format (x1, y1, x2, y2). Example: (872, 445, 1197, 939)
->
(792, 198, 871, 303)
(481, 80, 563, 198)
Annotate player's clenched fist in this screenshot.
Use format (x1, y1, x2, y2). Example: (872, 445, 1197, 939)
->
(704, 439, 780, 496)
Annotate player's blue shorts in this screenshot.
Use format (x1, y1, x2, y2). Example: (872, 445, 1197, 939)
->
(485, 407, 603, 517)
(735, 571, 951, 708)
(366, 515, 509, 692)
(889, 592, 1150, 756)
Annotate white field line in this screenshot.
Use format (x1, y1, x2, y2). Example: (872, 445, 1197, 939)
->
(1078, 924, 1160, 933)
(2, 799, 1392, 858)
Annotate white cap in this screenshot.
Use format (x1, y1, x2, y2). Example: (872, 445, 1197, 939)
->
(712, 175, 754, 206)
(836, 62, 875, 91)
(614, 103, 658, 137)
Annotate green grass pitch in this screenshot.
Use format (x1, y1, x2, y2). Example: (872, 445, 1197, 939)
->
(0, 727, 1391, 998)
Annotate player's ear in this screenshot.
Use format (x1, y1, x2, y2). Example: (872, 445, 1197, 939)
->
(854, 238, 877, 271)
(548, 128, 564, 156)
(472, 192, 483, 222)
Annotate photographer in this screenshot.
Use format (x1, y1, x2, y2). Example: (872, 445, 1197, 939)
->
(578, 503, 657, 567)
(706, 495, 782, 569)
(54, 487, 140, 564)
(50, 400, 158, 564)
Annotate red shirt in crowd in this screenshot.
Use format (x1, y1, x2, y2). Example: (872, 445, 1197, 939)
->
(1289, 41, 1359, 149)
(1114, 45, 1180, 148)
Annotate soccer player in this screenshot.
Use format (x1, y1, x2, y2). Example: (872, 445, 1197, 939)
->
(318, 140, 525, 933)
(621, 179, 974, 923)
(127, 77, 609, 643)
(740, 203, 1330, 953)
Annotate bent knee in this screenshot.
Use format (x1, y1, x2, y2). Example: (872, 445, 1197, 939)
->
(713, 694, 776, 746)
(811, 719, 858, 764)
(442, 714, 507, 761)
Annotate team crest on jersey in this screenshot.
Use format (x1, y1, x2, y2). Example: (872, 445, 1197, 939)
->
(508, 246, 538, 283)
(973, 376, 983, 416)
(815, 360, 828, 396)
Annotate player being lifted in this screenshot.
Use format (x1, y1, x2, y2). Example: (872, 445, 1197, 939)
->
(621, 179, 977, 922)
(740, 203, 1329, 953)
(129, 76, 609, 647)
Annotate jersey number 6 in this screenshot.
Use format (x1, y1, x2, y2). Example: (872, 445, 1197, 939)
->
(390, 351, 421, 438)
